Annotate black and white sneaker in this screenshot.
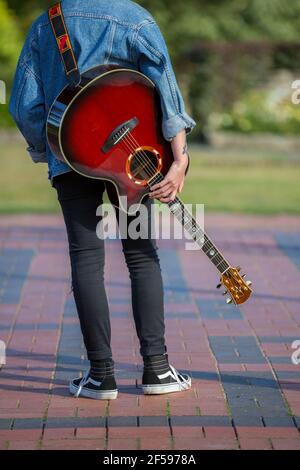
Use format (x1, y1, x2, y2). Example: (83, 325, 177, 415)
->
(70, 371, 118, 400)
(142, 354, 191, 395)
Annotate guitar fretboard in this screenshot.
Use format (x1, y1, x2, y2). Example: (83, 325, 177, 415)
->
(149, 173, 230, 274)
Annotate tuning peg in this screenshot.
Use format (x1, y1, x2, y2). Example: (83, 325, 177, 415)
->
(236, 266, 241, 272)
(222, 290, 228, 296)
(242, 274, 246, 278)
(246, 280, 252, 287)
(226, 298, 233, 304)
(216, 283, 222, 289)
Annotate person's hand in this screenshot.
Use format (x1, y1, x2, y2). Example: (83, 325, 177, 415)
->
(149, 158, 188, 203)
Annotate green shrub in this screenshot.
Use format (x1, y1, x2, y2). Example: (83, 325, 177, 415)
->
(209, 85, 300, 134)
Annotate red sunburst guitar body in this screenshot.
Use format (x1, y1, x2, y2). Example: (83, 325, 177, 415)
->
(47, 64, 253, 305)
(47, 64, 174, 213)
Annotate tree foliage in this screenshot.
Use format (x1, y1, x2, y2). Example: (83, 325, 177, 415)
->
(0, 0, 21, 82)
(3, 0, 300, 135)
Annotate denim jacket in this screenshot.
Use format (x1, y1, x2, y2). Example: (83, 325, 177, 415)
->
(9, 0, 196, 182)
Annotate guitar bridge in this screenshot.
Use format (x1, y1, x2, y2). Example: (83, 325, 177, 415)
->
(102, 117, 139, 154)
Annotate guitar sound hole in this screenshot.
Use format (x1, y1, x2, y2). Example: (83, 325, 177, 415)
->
(127, 147, 161, 186)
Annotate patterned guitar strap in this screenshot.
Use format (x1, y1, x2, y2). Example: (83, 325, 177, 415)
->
(48, 2, 81, 86)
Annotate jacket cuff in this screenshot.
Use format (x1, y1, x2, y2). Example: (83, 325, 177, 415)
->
(27, 146, 47, 163)
(162, 112, 196, 141)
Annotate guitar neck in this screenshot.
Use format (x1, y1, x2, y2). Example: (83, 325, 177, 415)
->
(149, 173, 230, 274)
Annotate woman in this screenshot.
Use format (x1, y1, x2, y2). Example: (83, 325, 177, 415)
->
(9, 0, 196, 399)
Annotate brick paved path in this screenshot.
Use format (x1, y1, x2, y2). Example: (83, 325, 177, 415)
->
(0, 213, 300, 450)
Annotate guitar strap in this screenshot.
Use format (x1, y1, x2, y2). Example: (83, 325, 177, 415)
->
(48, 2, 81, 86)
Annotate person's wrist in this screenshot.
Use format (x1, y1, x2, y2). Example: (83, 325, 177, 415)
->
(173, 156, 188, 167)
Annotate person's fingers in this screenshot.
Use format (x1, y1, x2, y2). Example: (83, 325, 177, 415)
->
(159, 189, 178, 203)
(170, 189, 178, 201)
(150, 182, 173, 198)
(151, 181, 171, 194)
(150, 182, 162, 191)
(153, 187, 174, 199)
(150, 179, 170, 191)
(159, 196, 172, 203)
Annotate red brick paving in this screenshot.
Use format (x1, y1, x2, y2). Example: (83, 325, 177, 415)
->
(0, 214, 300, 450)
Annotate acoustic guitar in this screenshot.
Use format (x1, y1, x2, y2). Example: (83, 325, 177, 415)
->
(47, 64, 252, 305)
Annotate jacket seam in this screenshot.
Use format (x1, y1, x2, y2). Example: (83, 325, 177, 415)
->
(136, 33, 180, 114)
(23, 62, 43, 85)
(15, 69, 28, 123)
(137, 35, 163, 60)
(36, 13, 153, 30)
(104, 22, 117, 64)
(36, 15, 155, 65)
(19, 36, 43, 84)
(129, 21, 150, 63)
(163, 63, 180, 114)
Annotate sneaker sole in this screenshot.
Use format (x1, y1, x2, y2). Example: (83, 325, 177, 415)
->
(142, 379, 192, 395)
(69, 382, 118, 400)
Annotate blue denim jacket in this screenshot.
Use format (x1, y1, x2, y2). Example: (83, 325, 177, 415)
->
(9, 0, 196, 182)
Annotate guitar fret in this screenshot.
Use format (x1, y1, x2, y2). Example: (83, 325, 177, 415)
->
(202, 240, 213, 254)
(220, 264, 230, 274)
(215, 256, 225, 267)
(148, 173, 230, 274)
(219, 260, 230, 272)
(213, 256, 225, 267)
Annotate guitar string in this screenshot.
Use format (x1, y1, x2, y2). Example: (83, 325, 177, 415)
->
(117, 140, 235, 297)
(115, 136, 240, 296)
(121, 133, 230, 272)
(124, 133, 228, 268)
(124, 136, 243, 293)
(121, 133, 228, 270)
(125, 133, 160, 179)
(121, 137, 156, 180)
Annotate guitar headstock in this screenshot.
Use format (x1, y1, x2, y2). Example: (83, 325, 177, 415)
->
(217, 266, 253, 305)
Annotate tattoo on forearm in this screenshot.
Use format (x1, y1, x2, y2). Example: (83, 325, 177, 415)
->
(182, 143, 189, 156)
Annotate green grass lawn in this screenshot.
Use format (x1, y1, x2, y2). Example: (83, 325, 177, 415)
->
(0, 138, 299, 214)
(182, 147, 300, 214)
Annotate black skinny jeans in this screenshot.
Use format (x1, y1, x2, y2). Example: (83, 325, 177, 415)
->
(53, 171, 166, 361)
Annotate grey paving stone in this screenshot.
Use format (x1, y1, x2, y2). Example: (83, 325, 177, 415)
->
(13, 418, 43, 429)
(107, 416, 137, 427)
(231, 407, 264, 418)
(76, 417, 105, 428)
(139, 416, 169, 427)
(259, 336, 300, 344)
(111, 312, 129, 318)
(0, 419, 12, 430)
(46, 417, 105, 428)
(233, 416, 263, 426)
(170, 415, 202, 426)
(269, 356, 294, 364)
(275, 371, 300, 379)
(0, 249, 35, 304)
(198, 416, 231, 426)
(209, 336, 267, 364)
(263, 416, 296, 427)
(196, 299, 242, 319)
(170, 415, 231, 426)
(165, 312, 196, 318)
(275, 233, 300, 271)
(45, 417, 79, 428)
(260, 410, 291, 418)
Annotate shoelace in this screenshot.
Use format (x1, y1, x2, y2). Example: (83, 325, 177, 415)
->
(169, 364, 191, 390)
(74, 371, 91, 398)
